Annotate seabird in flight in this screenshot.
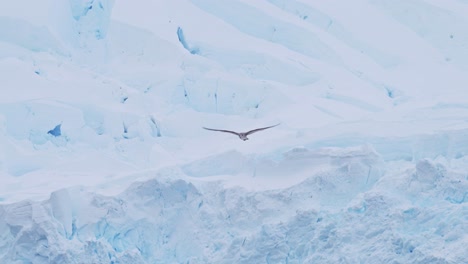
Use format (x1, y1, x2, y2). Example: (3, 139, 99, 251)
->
(202, 123, 280, 141)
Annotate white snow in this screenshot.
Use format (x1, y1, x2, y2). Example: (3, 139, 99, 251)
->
(0, 0, 467, 263)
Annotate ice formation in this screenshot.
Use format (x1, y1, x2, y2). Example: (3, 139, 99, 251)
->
(0, 0, 467, 263)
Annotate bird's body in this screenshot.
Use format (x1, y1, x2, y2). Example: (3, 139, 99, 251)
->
(202, 123, 280, 141)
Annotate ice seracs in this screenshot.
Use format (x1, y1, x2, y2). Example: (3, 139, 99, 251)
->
(203, 123, 280, 141)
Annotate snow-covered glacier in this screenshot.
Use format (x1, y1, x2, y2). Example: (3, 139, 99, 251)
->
(1, 0, 467, 263)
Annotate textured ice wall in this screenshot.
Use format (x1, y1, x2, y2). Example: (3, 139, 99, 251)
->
(0, 147, 466, 263)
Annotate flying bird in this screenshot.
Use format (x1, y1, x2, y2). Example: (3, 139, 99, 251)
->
(202, 123, 280, 141)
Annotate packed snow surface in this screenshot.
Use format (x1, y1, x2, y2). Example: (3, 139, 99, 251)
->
(1, 0, 467, 263)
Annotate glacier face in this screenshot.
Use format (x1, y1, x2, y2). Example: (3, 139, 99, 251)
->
(1, 0, 468, 263)
(0, 146, 467, 263)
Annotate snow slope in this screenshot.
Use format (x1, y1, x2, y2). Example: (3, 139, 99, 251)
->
(0, 0, 467, 263)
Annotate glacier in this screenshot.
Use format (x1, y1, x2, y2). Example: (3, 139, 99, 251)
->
(1, 0, 468, 263)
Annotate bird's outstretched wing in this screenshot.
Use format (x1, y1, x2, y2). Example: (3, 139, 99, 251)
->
(202, 127, 240, 136)
(245, 123, 280, 136)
